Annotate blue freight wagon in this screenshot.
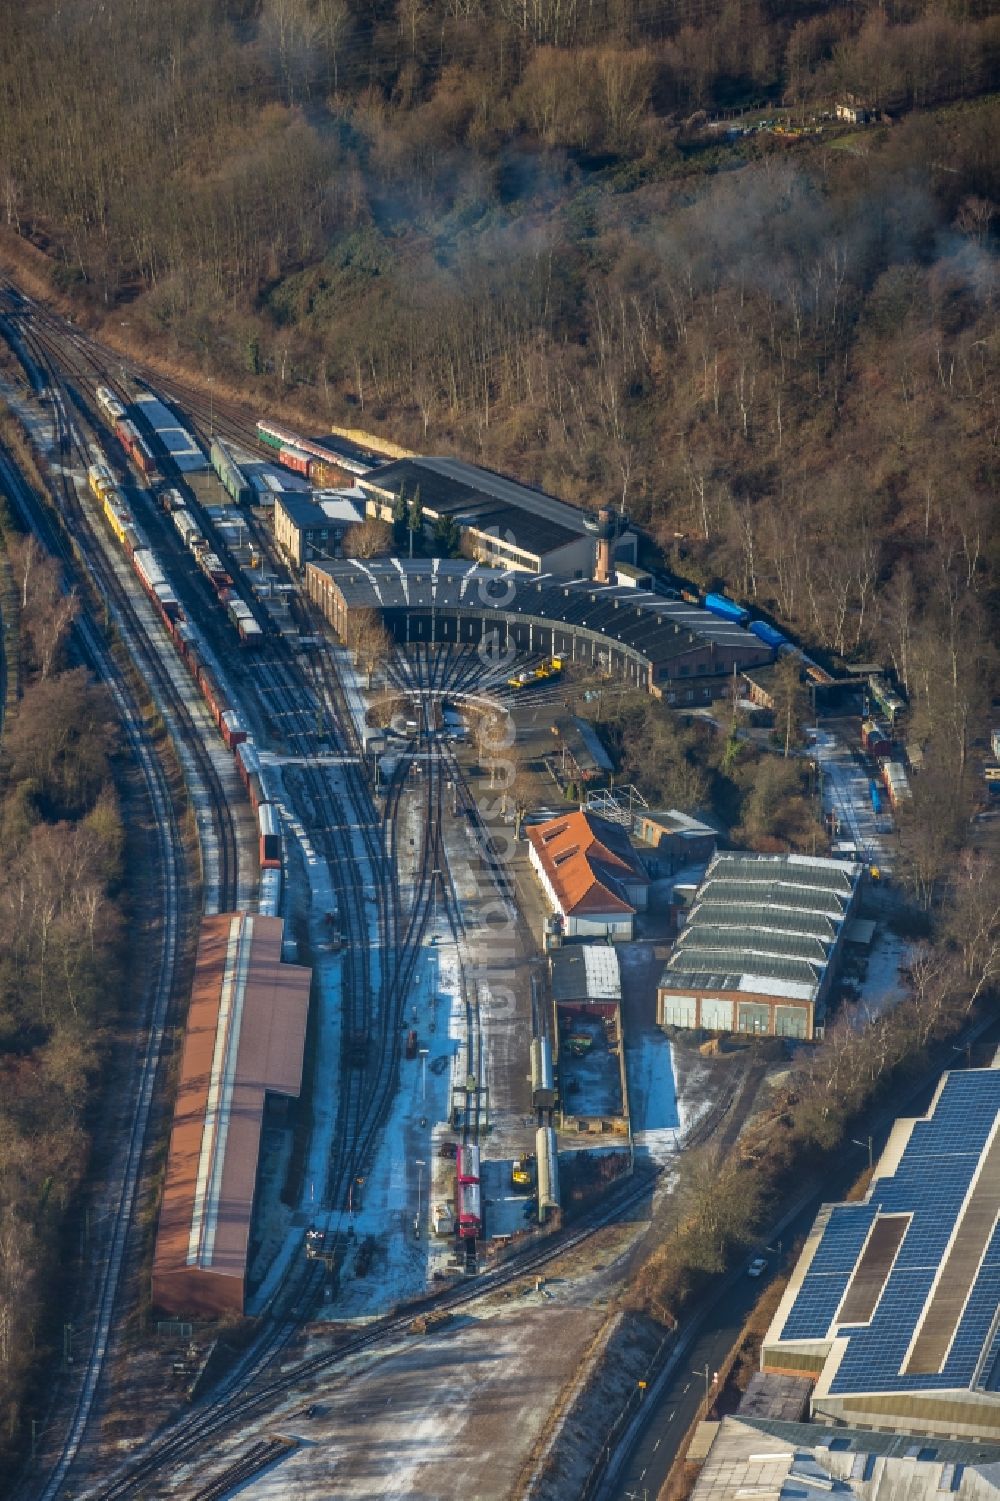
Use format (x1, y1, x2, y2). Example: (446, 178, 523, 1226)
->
(870, 780, 882, 814)
(704, 592, 750, 626)
(749, 619, 787, 650)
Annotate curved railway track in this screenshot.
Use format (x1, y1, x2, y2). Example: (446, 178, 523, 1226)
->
(0, 441, 186, 1501)
(0, 295, 253, 1499)
(3, 308, 242, 910)
(0, 287, 739, 1501)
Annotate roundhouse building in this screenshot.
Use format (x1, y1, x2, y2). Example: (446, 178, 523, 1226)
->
(305, 559, 773, 698)
(152, 913, 312, 1320)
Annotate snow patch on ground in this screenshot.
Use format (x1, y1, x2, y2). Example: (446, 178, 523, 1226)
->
(626, 1030, 681, 1166)
(856, 927, 913, 1019)
(312, 922, 469, 1320)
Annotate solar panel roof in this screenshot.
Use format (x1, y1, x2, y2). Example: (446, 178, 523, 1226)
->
(774, 1069, 1000, 1397)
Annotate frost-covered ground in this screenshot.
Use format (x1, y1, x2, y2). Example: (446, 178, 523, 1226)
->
(625, 1030, 682, 1165)
(812, 727, 892, 869)
(315, 924, 469, 1319)
(857, 927, 913, 1019)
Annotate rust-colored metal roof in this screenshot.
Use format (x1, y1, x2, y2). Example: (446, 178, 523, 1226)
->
(527, 811, 648, 917)
(152, 914, 311, 1317)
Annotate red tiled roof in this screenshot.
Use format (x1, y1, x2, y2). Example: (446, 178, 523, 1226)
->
(527, 811, 648, 918)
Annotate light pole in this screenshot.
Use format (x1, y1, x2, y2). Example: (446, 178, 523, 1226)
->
(419, 1047, 429, 1103)
(120, 320, 130, 385)
(852, 1136, 874, 1174)
(692, 1364, 713, 1404)
(414, 1158, 426, 1237)
(208, 375, 215, 438)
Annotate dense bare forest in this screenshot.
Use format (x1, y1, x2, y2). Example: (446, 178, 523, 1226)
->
(0, 0, 996, 1470)
(0, 524, 124, 1467)
(1, 0, 995, 870)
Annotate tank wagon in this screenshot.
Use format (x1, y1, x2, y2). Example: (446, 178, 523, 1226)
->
(530, 1036, 556, 1110)
(536, 1126, 560, 1224)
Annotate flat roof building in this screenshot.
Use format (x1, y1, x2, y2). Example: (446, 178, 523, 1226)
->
(684, 1415, 1000, 1501)
(762, 1066, 1000, 1442)
(550, 943, 623, 1006)
(527, 810, 649, 942)
(657, 852, 860, 1041)
(152, 913, 311, 1319)
(633, 808, 718, 871)
(359, 455, 637, 577)
(305, 560, 773, 697)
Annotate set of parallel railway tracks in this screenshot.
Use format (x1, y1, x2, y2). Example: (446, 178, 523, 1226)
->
(0, 286, 730, 1501)
(0, 387, 191, 1501)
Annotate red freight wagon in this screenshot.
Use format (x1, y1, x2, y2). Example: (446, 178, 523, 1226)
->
(220, 710, 248, 752)
(456, 1144, 481, 1185)
(455, 1176, 481, 1239)
(278, 445, 311, 478)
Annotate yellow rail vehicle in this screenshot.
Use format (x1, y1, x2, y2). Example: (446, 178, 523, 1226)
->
(507, 656, 564, 691)
(88, 462, 115, 503)
(103, 489, 134, 548)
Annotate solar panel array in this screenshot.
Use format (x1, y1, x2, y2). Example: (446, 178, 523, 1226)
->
(777, 1070, 1000, 1396)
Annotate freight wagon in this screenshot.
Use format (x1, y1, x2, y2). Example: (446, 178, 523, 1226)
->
(536, 1126, 560, 1225)
(95, 384, 126, 424)
(530, 1037, 556, 1110)
(210, 436, 252, 506)
(228, 598, 263, 646)
(171, 507, 204, 551)
(704, 592, 750, 626)
(861, 719, 893, 759)
(220, 710, 248, 751)
(132, 391, 206, 474)
(883, 760, 911, 809)
(749, 619, 787, 650)
(115, 417, 157, 479)
(258, 803, 281, 868)
(88, 463, 115, 501)
(869, 780, 882, 815)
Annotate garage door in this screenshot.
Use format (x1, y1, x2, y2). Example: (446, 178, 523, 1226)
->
(700, 998, 734, 1031)
(660, 994, 697, 1028)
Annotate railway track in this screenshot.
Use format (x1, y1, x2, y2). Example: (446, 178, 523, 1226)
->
(2, 307, 242, 910)
(0, 440, 186, 1501)
(0, 288, 739, 1501)
(0, 297, 258, 1499)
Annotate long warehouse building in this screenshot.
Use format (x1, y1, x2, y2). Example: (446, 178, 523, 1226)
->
(305, 559, 773, 697)
(762, 1065, 1000, 1442)
(152, 913, 311, 1319)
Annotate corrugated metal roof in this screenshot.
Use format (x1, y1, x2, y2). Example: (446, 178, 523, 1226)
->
(659, 851, 859, 1006)
(306, 560, 775, 675)
(152, 914, 311, 1314)
(550, 943, 622, 1002)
